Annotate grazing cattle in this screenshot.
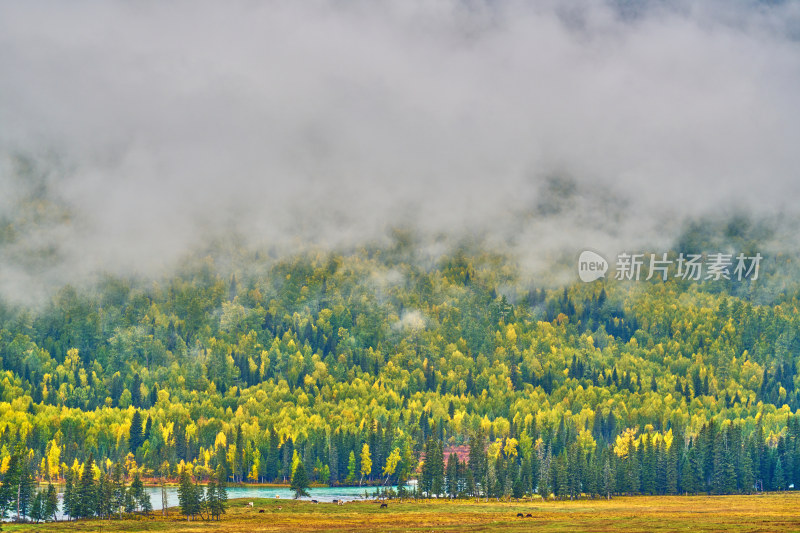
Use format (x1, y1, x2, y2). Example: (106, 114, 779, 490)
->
(248, 502, 254, 508)
(311, 499, 318, 504)
(277, 506, 282, 510)
(526, 513, 533, 518)
(516, 513, 524, 518)
(331, 499, 339, 503)
(380, 503, 388, 509)
(259, 509, 265, 513)
(338, 501, 344, 506)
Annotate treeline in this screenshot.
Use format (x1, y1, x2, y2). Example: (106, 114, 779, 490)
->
(415, 416, 800, 500)
(0, 441, 229, 523)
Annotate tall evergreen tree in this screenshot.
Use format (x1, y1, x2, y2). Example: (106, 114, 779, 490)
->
(63, 469, 76, 520)
(177, 469, 201, 520)
(75, 454, 97, 519)
(129, 411, 144, 452)
(45, 483, 59, 522)
(291, 460, 310, 499)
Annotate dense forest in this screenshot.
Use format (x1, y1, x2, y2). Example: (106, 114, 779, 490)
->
(1, 223, 800, 521)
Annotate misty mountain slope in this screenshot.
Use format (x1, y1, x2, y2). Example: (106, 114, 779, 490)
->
(0, 232, 798, 494)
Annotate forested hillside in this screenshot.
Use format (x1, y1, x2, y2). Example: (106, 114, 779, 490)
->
(0, 225, 799, 510)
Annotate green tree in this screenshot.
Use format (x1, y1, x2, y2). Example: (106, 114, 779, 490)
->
(206, 464, 227, 520)
(177, 469, 201, 521)
(129, 411, 144, 452)
(346, 451, 357, 484)
(75, 454, 96, 519)
(45, 484, 59, 522)
(446, 452, 459, 498)
(130, 471, 151, 514)
(0, 445, 23, 520)
(111, 462, 125, 518)
(62, 470, 76, 520)
(291, 460, 310, 499)
(29, 491, 44, 523)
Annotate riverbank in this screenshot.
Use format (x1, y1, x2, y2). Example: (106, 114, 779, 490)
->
(6, 492, 799, 532)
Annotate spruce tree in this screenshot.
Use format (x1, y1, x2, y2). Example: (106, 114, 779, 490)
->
(45, 484, 59, 522)
(18, 461, 33, 520)
(446, 453, 459, 498)
(430, 440, 445, 497)
(63, 470, 76, 520)
(215, 464, 228, 518)
(206, 465, 227, 520)
(30, 491, 44, 523)
(291, 460, 310, 499)
(205, 473, 217, 520)
(177, 469, 201, 520)
(96, 472, 114, 519)
(129, 411, 144, 452)
(76, 454, 97, 519)
(666, 440, 679, 495)
(468, 431, 488, 499)
(0, 446, 22, 520)
(111, 462, 125, 518)
(603, 455, 614, 499)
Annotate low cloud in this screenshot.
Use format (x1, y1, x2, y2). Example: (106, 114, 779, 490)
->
(1, 1, 799, 301)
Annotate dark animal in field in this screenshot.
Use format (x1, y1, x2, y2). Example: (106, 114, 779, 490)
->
(526, 513, 533, 518)
(380, 503, 388, 508)
(517, 513, 524, 518)
(332, 499, 339, 503)
(259, 509, 265, 513)
(311, 499, 318, 504)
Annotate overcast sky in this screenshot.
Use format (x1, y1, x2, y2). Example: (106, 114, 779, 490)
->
(1, 0, 799, 299)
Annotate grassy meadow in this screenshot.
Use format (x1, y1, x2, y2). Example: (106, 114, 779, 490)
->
(5, 493, 800, 533)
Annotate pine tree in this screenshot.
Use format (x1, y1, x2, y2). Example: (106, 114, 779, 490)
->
(177, 469, 201, 520)
(207, 465, 227, 520)
(446, 453, 459, 498)
(603, 455, 614, 499)
(0, 446, 23, 520)
(76, 454, 97, 519)
(291, 461, 310, 499)
(29, 491, 44, 523)
(739, 438, 755, 493)
(430, 440, 445, 497)
(681, 447, 700, 494)
(538, 444, 552, 501)
(18, 460, 34, 520)
(111, 462, 125, 518)
(215, 464, 228, 518)
(205, 473, 217, 520)
(774, 458, 786, 490)
(45, 484, 59, 522)
(129, 411, 144, 452)
(96, 472, 114, 519)
(666, 439, 679, 495)
(130, 472, 151, 514)
(63, 470, 76, 520)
